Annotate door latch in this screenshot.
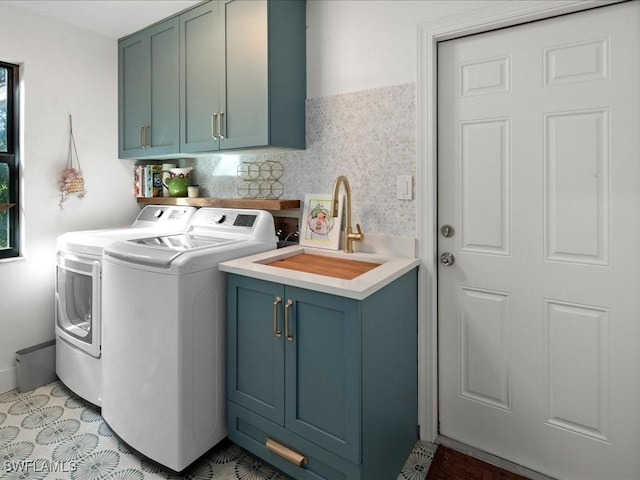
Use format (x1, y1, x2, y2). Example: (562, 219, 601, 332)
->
(440, 252, 455, 266)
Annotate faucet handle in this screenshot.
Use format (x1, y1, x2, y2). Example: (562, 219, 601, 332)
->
(352, 223, 364, 241)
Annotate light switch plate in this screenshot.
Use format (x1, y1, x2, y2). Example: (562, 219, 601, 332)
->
(397, 175, 412, 200)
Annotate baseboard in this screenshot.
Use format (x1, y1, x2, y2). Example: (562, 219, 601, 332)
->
(0, 366, 17, 394)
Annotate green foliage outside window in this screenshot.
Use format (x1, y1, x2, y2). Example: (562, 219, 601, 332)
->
(0, 166, 7, 249)
(0, 66, 10, 248)
(0, 166, 6, 202)
(0, 67, 6, 152)
(0, 164, 7, 248)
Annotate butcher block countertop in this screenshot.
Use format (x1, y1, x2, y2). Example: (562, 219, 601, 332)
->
(266, 252, 379, 280)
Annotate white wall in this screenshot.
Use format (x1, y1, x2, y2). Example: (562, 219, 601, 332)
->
(306, 0, 480, 98)
(0, 3, 138, 392)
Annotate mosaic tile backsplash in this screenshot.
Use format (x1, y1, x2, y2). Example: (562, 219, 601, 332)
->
(186, 83, 417, 238)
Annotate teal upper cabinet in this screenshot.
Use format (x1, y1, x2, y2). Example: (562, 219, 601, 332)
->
(179, 1, 223, 153)
(118, 18, 180, 158)
(181, 0, 306, 154)
(118, 0, 306, 159)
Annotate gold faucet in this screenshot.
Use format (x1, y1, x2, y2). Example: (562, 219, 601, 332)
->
(331, 175, 364, 253)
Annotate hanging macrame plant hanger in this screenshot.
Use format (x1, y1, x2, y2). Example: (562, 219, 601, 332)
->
(59, 115, 85, 207)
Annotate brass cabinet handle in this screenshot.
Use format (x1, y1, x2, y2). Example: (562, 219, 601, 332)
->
(284, 299, 293, 341)
(211, 113, 219, 139)
(272, 296, 282, 338)
(218, 111, 225, 140)
(140, 124, 150, 147)
(266, 437, 307, 467)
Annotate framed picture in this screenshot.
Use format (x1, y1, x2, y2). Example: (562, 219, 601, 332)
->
(299, 193, 343, 250)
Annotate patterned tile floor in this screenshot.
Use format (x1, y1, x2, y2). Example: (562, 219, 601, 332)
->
(0, 382, 436, 480)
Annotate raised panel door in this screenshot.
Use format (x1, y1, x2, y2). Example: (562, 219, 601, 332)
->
(438, 3, 640, 478)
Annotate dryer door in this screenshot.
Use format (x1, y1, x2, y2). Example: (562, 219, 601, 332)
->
(56, 252, 101, 357)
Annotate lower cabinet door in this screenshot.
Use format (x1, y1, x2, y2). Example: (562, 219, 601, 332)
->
(229, 402, 362, 480)
(284, 287, 362, 464)
(227, 275, 285, 425)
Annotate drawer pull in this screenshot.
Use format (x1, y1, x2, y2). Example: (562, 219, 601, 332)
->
(266, 437, 307, 467)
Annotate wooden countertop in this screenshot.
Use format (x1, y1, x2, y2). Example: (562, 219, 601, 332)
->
(266, 253, 379, 280)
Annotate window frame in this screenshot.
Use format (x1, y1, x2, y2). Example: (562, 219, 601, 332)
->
(0, 61, 20, 259)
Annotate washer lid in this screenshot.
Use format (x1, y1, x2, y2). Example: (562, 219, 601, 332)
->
(57, 206, 198, 256)
(57, 227, 156, 256)
(130, 234, 235, 251)
(104, 234, 240, 267)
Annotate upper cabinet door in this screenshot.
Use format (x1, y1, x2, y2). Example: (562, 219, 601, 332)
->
(180, 1, 224, 154)
(118, 19, 179, 159)
(221, 0, 269, 150)
(222, 0, 306, 152)
(119, 32, 150, 158)
(148, 19, 180, 155)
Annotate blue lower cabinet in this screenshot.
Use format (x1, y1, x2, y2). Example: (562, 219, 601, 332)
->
(227, 269, 418, 480)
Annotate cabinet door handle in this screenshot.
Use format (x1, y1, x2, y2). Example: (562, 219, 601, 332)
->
(218, 111, 225, 140)
(272, 296, 282, 338)
(284, 299, 293, 341)
(266, 437, 307, 467)
(211, 113, 218, 139)
(145, 125, 150, 147)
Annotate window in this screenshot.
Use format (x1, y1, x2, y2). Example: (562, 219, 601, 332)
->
(0, 61, 19, 259)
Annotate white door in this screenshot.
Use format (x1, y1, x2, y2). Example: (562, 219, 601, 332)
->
(437, 2, 640, 479)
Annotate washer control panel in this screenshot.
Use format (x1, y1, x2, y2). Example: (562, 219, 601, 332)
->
(192, 209, 255, 229)
(184, 208, 275, 244)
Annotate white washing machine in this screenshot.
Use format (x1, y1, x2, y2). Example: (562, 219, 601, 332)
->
(55, 205, 197, 406)
(101, 208, 277, 472)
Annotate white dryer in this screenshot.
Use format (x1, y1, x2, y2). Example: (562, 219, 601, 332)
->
(101, 208, 276, 472)
(55, 205, 197, 406)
